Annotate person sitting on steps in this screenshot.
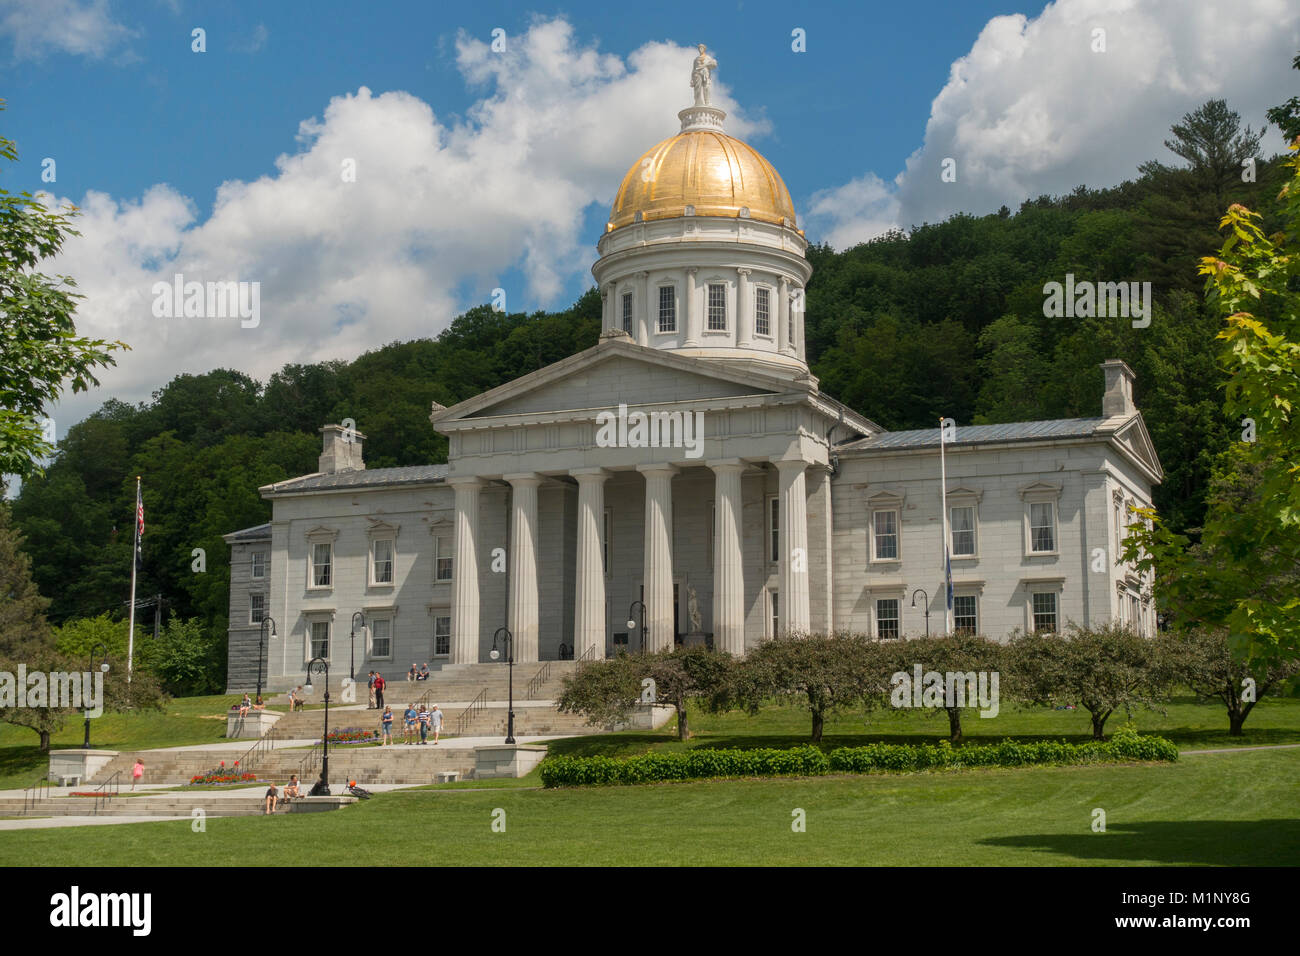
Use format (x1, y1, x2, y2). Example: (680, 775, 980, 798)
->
(264, 784, 279, 814)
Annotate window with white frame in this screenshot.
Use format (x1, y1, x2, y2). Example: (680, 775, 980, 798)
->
(433, 615, 451, 657)
(769, 590, 779, 638)
(621, 292, 633, 334)
(371, 537, 394, 585)
(1129, 594, 1141, 634)
(1029, 501, 1056, 553)
(310, 542, 332, 588)
(310, 619, 330, 659)
(250, 550, 267, 580)
(872, 509, 900, 561)
(249, 592, 265, 625)
(658, 285, 676, 333)
(768, 496, 780, 564)
(434, 534, 453, 582)
(876, 598, 900, 639)
(755, 286, 771, 336)
(1031, 592, 1058, 632)
(707, 283, 727, 331)
(370, 617, 392, 659)
(951, 505, 976, 556)
(953, 594, 977, 635)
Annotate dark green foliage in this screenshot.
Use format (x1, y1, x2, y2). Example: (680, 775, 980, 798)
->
(538, 728, 1177, 787)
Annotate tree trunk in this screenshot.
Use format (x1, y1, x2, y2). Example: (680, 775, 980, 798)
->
(1229, 710, 1246, 736)
(811, 710, 824, 743)
(39, 729, 51, 752)
(1091, 710, 1109, 740)
(946, 707, 963, 744)
(676, 704, 689, 741)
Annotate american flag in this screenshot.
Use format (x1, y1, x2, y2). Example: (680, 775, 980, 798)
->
(134, 481, 144, 570)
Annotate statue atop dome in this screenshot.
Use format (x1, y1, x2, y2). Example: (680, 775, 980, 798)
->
(690, 44, 717, 106)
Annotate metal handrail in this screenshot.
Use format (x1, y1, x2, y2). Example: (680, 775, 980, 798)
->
(298, 741, 322, 777)
(575, 643, 598, 670)
(23, 778, 49, 815)
(93, 771, 120, 815)
(235, 722, 285, 773)
(525, 661, 553, 700)
(455, 688, 489, 736)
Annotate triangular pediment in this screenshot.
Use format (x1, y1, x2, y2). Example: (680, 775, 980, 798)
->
(432, 338, 800, 426)
(1111, 414, 1163, 482)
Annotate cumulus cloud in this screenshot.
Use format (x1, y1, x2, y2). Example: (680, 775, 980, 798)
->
(0, 0, 135, 61)
(808, 0, 1300, 248)
(43, 20, 763, 426)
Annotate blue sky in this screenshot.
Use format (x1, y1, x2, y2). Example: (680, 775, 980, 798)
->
(1, 0, 1296, 434)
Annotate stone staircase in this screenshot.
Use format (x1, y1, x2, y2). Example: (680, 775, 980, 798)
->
(2, 792, 353, 817)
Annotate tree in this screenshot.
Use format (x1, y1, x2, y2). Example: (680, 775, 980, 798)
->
(1265, 52, 1300, 144)
(0, 104, 126, 477)
(138, 617, 225, 697)
(1139, 99, 1263, 207)
(1126, 144, 1300, 665)
(557, 647, 732, 742)
(1155, 627, 1300, 736)
(723, 633, 888, 742)
(885, 633, 1003, 743)
(1008, 625, 1160, 739)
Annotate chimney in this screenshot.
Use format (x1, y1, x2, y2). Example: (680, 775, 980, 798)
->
(1100, 360, 1137, 418)
(319, 423, 365, 474)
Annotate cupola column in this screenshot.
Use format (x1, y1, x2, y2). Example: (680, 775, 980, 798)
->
(683, 268, 700, 347)
(637, 271, 650, 346)
(778, 276, 792, 354)
(736, 268, 753, 347)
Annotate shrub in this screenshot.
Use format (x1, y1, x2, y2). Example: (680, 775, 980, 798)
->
(539, 734, 1177, 787)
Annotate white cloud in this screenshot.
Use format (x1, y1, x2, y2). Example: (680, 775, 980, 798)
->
(232, 22, 268, 54)
(43, 20, 764, 426)
(809, 0, 1300, 247)
(0, 0, 135, 61)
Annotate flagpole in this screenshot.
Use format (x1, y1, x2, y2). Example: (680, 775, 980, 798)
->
(939, 419, 952, 637)
(127, 475, 140, 684)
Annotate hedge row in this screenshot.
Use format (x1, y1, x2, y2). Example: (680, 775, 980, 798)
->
(538, 729, 1178, 788)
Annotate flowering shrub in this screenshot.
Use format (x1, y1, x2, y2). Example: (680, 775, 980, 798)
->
(326, 727, 377, 744)
(190, 770, 260, 785)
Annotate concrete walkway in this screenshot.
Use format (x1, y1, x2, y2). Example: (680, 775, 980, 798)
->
(124, 732, 578, 753)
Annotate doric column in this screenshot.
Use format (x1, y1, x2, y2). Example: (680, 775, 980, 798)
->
(448, 476, 483, 664)
(637, 271, 650, 346)
(736, 268, 753, 347)
(601, 282, 614, 331)
(775, 458, 811, 634)
(638, 463, 677, 652)
(572, 468, 608, 662)
(683, 268, 700, 347)
(709, 459, 746, 655)
(505, 473, 541, 663)
(778, 276, 791, 354)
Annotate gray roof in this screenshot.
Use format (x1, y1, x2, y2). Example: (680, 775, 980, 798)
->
(223, 523, 271, 543)
(840, 418, 1109, 452)
(261, 464, 450, 495)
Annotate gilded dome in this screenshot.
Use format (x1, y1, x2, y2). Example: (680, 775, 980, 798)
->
(608, 128, 798, 232)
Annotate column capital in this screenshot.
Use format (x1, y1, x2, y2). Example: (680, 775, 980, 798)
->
(686, 266, 698, 275)
(736, 267, 752, 277)
(504, 472, 543, 488)
(570, 467, 610, 483)
(636, 270, 650, 279)
(445, 474, 485, 489)
(706, 458, 747, 473)
(771, 457, 810, 472)
(636, 463, 679, 477)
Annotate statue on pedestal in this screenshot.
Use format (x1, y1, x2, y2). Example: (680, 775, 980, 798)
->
(690, 44, 717, 107)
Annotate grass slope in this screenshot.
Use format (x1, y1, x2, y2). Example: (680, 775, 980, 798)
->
(1, 750, 1295, 866)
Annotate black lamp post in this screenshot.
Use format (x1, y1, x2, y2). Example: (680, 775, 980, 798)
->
(489, 626, 516, 745)
(626, 600, 648, 654)
(304, 656, 331, 795)
(82, 642, 110, 748)
(909, 589, 930, 638)
(349, 611, 365, 682)
(257, 616, 276, 702)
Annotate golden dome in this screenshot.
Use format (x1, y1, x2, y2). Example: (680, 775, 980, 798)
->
(608, 129, 798, 231)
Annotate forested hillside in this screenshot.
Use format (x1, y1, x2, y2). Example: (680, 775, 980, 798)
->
(10, 100, 1290, 681)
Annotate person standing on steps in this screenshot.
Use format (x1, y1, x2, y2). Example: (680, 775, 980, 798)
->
(402, 703, 418, 744)
(367, 670, 377, 709)
(429, 704, 443, 745)
(131, 758, 144, 790)
(380, 706, 393, 746)
(417, 704, 431, 744)
(374, 672, 386, 710)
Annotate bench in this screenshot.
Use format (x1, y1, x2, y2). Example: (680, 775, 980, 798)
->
(434, 771, 460, 784)
(54, 774, 81, 787)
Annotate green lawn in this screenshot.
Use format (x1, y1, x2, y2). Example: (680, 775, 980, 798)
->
(0, 694, 274, 792)
(2, 749, 1295, 866)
